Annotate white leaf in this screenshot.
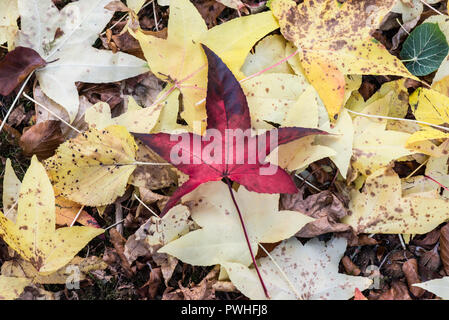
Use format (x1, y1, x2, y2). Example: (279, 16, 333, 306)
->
(223, 237, 372, 300)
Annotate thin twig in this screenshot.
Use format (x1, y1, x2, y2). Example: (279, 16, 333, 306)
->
(0, 72, 34, 133)
(419, 0, 444, 15)
(104, 218, 126, 231)
(347, 109, 449, 132)
(69, 205, 85, 227)
(294, 173, 322, 192)
(396, 18, 410, 35)
(405, 158, 429, 180)
(22, 92, 81, 133)
(152, 0, 159, 31)
(258, 243, 302, 300)
(133, 193, 160, 219)
(225, 177, 270, 299)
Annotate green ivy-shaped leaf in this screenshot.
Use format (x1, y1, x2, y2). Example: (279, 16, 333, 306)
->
(401, 23, 449, 76)
(401, 23, 449, 77)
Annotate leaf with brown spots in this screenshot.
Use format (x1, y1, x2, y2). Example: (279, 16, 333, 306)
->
(2, 159, 21, 222)
(343, 167, 449, 234)
(271, 0, 416, 121)
(130, 0, 279, 131)
(0, 276, 31, 300)
(44, 125, 138, 206)
(223, 237, 372, 300)
(0, 156, 103, 275)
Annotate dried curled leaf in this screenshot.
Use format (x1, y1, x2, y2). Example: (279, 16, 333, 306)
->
(45, 125, 138, 206)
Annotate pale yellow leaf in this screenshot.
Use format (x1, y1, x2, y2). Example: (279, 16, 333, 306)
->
(223, 237, 372, 300)
(45, 125, 138, 206)
(343, 167, 449, 234)
(159, 181, 314, 267)
(2, 159, 21, 222)
(0, 156, 104, 274)
(0, 276, 30, 300)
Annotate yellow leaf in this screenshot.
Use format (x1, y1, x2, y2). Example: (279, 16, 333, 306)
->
(45, 125, 138, 206)
(351, 94, 415, 177)
(1, 256, 107, 284)
(151, 88, 187, 133)
(0, 0, 18, 50)
(201, 11, 279, 80)
(317, 108, 354, 178)
(0, 156, 103, 274)
(0, 276, 30, 300)
(159, 181, 314, 267)
(270, 136, 336, 172)
(407, 127, 449, 145)
(130, 0, 279, 130)
(426, 15, 449, 87)
(241, 34, 294, 76)
(343, 167, 449, 234)
(271, 0, 415, 121)
(85, 96, 162, 133)
(127, 0, 146, 12)
(223, 237, 372, 300)
(410, 87, 449, 125)
(2, 159, 21, 222)
(241, 73, 315, 129)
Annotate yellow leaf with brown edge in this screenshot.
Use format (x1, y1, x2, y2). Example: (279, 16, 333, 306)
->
(0, 276, 30, 300)
(343, 167, 449, 234)
(45, 125, 138, 207)
(271, 0, 416, 121)
(130, 0, 279, 132)
(0, 156, 103, 275)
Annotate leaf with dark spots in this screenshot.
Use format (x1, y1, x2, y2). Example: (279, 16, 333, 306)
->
(134, 45, 326, 215)
(0, 46, 46, 96)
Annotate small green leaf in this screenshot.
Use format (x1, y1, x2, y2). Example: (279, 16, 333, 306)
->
(401, 23, 449, 76)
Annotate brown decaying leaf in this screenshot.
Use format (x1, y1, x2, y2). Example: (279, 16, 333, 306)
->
(439, 224, 449, 275)
(0, 47, 46, 96)
(193, 0, 227, 27)
(281, 188, 350, 238)
(138, 267, 163, 299)
(377, 281, 412, 300)
(402, 258, 425, 298)
(19, 120, 64, 160)
(342, 256, 361, 276)
(109, 228, 135, 278)
(129, 141, 177, 190)
(162, 266, 218, 300)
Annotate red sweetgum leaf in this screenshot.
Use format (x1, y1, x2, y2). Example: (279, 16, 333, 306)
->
(134, 45, 326, 215)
